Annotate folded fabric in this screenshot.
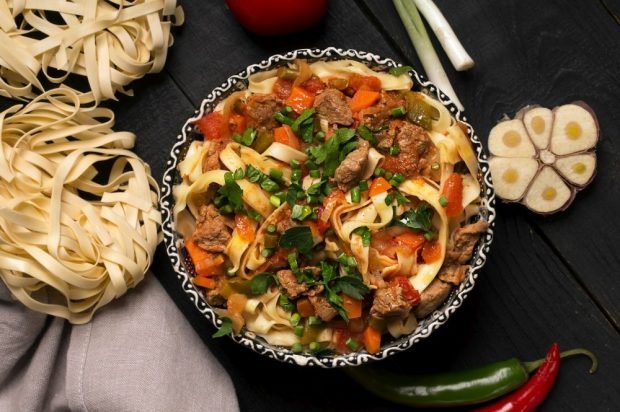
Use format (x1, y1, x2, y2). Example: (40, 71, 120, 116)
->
(0, 273, 239, 412)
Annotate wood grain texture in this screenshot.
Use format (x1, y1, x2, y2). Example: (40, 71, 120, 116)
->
(360, 0, 620, 328)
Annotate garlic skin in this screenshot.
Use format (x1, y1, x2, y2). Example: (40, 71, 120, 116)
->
(488, 102, 598, 214)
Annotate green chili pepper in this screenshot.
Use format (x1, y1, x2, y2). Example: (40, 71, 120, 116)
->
(346, 347, 597, 408)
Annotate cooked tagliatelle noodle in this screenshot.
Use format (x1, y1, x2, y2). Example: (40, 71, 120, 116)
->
(0, 88, 161, 324)
(174, 59, 488, 354)
(0, 0, 184, 103)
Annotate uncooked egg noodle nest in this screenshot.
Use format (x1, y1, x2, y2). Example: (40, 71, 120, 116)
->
(0, 88, 161, 324)
(0, 0, 184, 103)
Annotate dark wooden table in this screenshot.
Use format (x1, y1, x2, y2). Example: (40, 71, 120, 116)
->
(7, 0, 620, 410)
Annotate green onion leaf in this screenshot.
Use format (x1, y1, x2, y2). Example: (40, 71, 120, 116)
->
(291, 342, 303, 353)
(351, 186, 361, 203)
(294, 324, 305, 336)
(389, 145, 401, 156)
(390, 106, 407, 117)
(274, 112, 294, 126)
(212, 317, 233, 338)
(389, 65, 413, 76)
(290, 313, 301, 326)
(278, 295, 294, 312)
(352, 226, 371, 247)
(269, 195, 282, 207)
(439, 195, 449, 207)
(291, 108, 315, 134)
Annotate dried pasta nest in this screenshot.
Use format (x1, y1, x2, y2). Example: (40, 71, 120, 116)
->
(488, 102, 598, 214)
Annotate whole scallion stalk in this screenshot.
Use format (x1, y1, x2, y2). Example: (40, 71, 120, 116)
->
(393, 0, 465, 111)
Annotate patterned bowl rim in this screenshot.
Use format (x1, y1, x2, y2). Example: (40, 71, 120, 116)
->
(160, 47, 496, 368)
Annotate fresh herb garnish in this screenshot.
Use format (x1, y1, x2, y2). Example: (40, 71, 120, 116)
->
(250, 272, 276, 295)
(291, 204, 313, 221)
(212, 317, 233, 338)
(279, 226, 314, 255)
(278, 294, 294, 312)
(291, 108, 315, 134)
(334, 276, 370, 300)
(357, 124, 378, 145)
(319, 261, 369, 321)
(352, 226, 371, 247)
(396, 202, 433, 232)
(219, 172, 244, 212)
(308, 128, 356, 177)
(389, 65, 413, 76)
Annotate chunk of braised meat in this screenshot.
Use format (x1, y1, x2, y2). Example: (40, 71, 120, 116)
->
(206, 276, 226, 306)
(370, 283, 413, 318)
(413, 278, 452, 318)
(191, 204, 231, 253)
(313, 88, 353, 126)
(381, 121, 438, 178)
(246, 94, 282, 130)
(333, 139, 370, 192)
(445, 221, 489, 264)
(276, 270, 309, 299)
(438, 265, 467, 286)
(308, 294, 338, 322)
(202, 139, 228, 172)
(275, 205, 296, 234)
(360, 91, 406, 148)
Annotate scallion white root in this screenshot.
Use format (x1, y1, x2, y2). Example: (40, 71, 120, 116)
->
(393, 0, 465, 111)
(413, 0, 474, 71)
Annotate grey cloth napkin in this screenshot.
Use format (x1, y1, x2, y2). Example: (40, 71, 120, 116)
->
(0, 273, 239, 412)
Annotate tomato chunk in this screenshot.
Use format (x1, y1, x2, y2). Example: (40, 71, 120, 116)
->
(348, 74, 382, 92)
(442, 173, 464, 217)
(195, 111, 229, 140)
(391, 276, 421, 306)
(273, 78, 293, 100)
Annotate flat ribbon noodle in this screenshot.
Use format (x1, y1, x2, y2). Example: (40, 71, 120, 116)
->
(0, 88, 161, 324)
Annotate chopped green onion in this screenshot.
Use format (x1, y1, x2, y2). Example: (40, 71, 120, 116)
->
(308, 316, 322, 326)
(431, 161, 440, 171)
(424, 231, 434, 241)
(283, 106, 293, 114)
(309, 170, 320, 178)
(287, 252, 299, 272)
(233, 168, 245, 180)
(232, 133, 242, 143)
(219, 204, 233, 214)
(439, 195, 449, 207)
(305, 160, 318, 170)
(384, 171, 393, 180)
(267, 224, 277, 234)
(269, 168, 283, 182)
(309, 341, 321, 353)
(291, 159, 300, 169)
(261, 248, 274, 258)
(345, 337, 360, 351)
(359, 181, 369, 191)
(391, 106, 407, 117)
(389, 145, 401, 156)
(247, 209, 262, 222)
(261, 178, 279, 193)
(373, 167, 384, 177)
(294, 324, 305, 337)
(292, 204, 313, 221)
(278, 295, 294, 312)
(291, 342, 303, 353)
(292, 108, 315, 134)
(291, 169, 302, 183)
(357, 125, 378, 145)
(274, 112, 294, 126)
(241, 127, 257, 146)
(308, 195, 321, 205)
(269, 195, 282, 207)
(290, 313, 301, 326)
(384, 194, 394, 205)
(351, 186, 361, 203)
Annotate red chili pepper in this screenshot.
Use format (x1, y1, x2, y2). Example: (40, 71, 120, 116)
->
(474, 343, 561, 412)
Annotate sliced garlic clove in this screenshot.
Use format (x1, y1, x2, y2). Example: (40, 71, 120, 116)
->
(550, 104, 599, 156)
(488, 119, 536, 158)
(522, 107, 553, 150)
(523, 166, 574, 214)
(489, 157, 539, 201)
(554, 153, 597, 187)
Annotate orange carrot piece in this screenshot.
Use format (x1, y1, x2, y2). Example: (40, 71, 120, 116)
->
(349, 89, 380, 112)
(235, 213, 255, 242)
(285, 86, 315, 113)
(343, 295, 362, 319)
(369, 177, 391, 197)
(421, 240, 442, 263)
(296, 298, 315, 317)
(362, 325, 382, 354)
(274, 125, 302, 150)
(192, 276, 217, 289)
(394, 231, 426, 253)
(185, 240, 225, 277)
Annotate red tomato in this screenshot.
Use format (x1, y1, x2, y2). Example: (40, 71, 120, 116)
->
(273, 78, 293, 100)
(226, 0, 329, 36)
(195, 112, 229, 141)
(301, 76, 327, 94)
(442, 173, 464, 217)
(391, 276, 421, 306)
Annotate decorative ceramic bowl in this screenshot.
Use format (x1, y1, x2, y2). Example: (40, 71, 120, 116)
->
(160, 47, 496, 368)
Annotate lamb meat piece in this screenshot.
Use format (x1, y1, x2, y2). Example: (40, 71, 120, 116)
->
(246, 94, 282, 130)
(413, 278, 452, 319)
(438, 265, 468, 286)
(313, 88, 353, 126)
(376, 126, 396, 151)
(276, 269, 308, 299)
(191, 204, 231, 253)
(370, 283, 413, 319)
(333, 139, 370, 192)
(202, 140, 228, 172)
(275, 205, 296, 234)
(205, 276, 226, 306)
(308, 295, 338, 322)
(446, 221, 489, 264)
(381, 121, 437, 178)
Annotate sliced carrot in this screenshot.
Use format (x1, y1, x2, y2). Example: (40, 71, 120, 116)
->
(229, 113, 246, 134)
(273, 125, 302, 150)
(296, 298, 315, 318)
(369, 177, 391, 197)
(362, 325, 382, 354)
(421, 240, 442, 263)
(394, 231, 426, 254)
(349, 74, 382, 92)
(343, 295, 362, 319)
(194, 111, 229, 141)
(235, 213, 255, 242)
(442, 173, 464, 217)
(285, 86, 315, 113)
(185, 239, 225, 277)
(192, 276, 217, 289)
(349, 89, 380, 112)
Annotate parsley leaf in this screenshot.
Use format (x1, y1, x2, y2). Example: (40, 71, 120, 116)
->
(250, 272, 276, 295)
(396, 202, 433, 232)
(279, 226, 314, 255)
(389, 66, 413, 76)
(278, 294, 295, 312)
(291, 108, 315, 134)
(219, 172, 244, 212)
(212, 317, 233, 338)
(352, 226, 371, 247)
(334, 276, 370, 300)
(309, 128, 356, 177)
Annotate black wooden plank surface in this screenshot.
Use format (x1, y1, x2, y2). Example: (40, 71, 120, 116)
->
(360, 0, 620, 328)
